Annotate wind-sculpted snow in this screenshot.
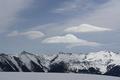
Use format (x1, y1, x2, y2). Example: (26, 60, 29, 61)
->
(0, 51, 120, 77)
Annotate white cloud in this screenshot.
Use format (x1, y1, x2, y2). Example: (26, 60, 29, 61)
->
(20, 31, 45, 39)
(0, 0, 32, 33)
(69, 0, 120, 29)
(83, 0, 120, 29)
(42, 34, 100, 47)
(8, 31, 45, 39)
(52, 0, 120, 33)
(64, 24, 111, 33)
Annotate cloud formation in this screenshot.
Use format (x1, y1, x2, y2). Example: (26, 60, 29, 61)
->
(64, 24, 111, 33)
(53, 0, 103, 14)
(53, 0, 79, 13)
(88, 0, 120, 28)
(42, 34, 100, 47)
(8, 31, 45, 39)
(69, 0, 120, 29)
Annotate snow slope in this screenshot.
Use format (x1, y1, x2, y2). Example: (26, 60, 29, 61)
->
(0, 51, 120, 77)
(0, 73, 119, 80)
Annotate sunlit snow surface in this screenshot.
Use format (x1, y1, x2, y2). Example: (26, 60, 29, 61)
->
(0, 73, 119, 80)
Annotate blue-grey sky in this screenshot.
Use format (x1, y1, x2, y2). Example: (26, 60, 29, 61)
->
(0, 0, 120, 54)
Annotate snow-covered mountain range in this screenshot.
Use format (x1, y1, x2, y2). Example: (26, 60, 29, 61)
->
(0, 51, 120, 77)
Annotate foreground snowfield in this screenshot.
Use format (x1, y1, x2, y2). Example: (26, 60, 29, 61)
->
(0, 73, 119, 80)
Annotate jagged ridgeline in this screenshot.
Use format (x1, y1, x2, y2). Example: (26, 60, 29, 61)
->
(0, 51, 120, 77)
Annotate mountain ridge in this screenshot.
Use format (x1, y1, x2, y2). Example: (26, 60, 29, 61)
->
(0, 51, 120, 77)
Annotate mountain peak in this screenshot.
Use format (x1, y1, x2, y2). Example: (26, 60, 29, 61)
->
(0, 53, 8, 56)
(20, 51, 33, 55)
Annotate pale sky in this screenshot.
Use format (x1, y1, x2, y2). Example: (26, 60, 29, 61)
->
(0, 0, 120, 54)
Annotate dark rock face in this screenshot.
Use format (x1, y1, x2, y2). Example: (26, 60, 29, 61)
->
(105, 65, 120, 77)
(78, 67, 101, 74)
(13, 56, 31, 72)
(78, 69, 89, 73)
(0, 54, 19, 72)
(30, 61, 44, 72)
(0, 52, 46, 72)
(48, 61, 68, 73)
(88, 67, 101, 74)
(0, 61, 16, 72)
